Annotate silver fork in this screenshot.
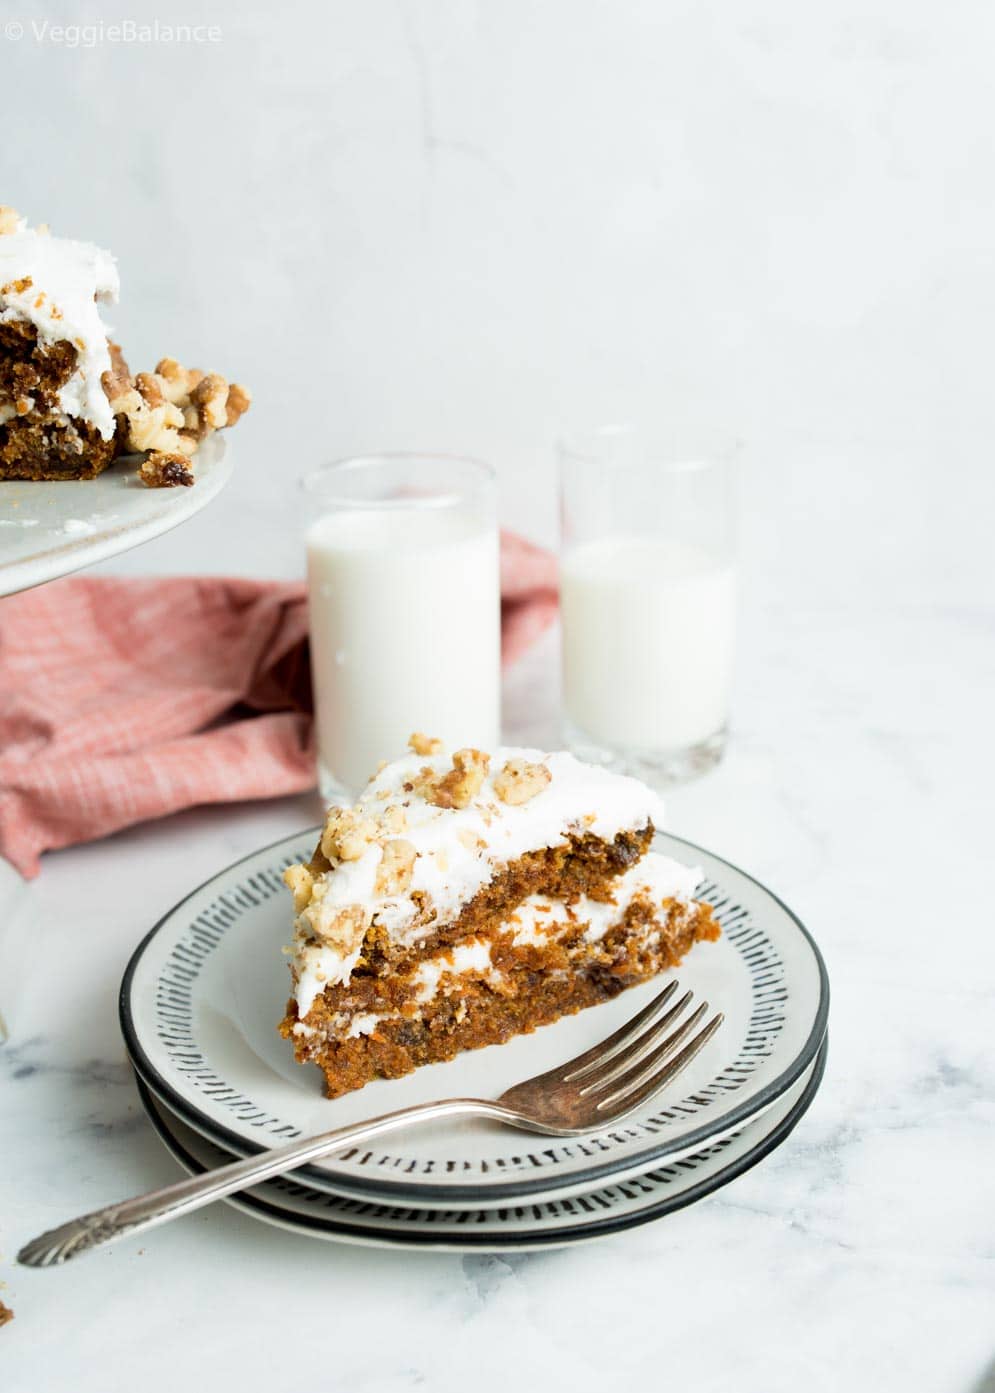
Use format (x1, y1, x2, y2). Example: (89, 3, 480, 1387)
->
(18, 979, 722, 1267)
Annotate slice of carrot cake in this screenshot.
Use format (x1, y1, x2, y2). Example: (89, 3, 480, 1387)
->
(0, 206, 250, 486)
(280, 736, 719, 1098)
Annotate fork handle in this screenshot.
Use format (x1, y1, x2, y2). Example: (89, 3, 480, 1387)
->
(18, 1095, 517, 1268)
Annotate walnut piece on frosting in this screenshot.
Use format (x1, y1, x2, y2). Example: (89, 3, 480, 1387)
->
(303, 893, 369, 954)
(320, 806, 378, 862)
(408, 732, 443, 756)
(0, 206, 19, 236)
(428, 748, 491, 810)
(139, 451, 194, 488)
(375, 839, 417, 896)
(494, 758, 552, 806)
(380, 804, 407, 833)
(283, 863, 314, 914)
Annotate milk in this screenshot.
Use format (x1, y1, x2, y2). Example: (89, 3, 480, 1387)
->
(560, 537, 736, 752)
(307, 507, 500, 792)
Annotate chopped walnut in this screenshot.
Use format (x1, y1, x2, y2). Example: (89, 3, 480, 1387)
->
(225, 381, 252, 427)
(100, 350, 248, 485)
(408, 732, 444, 756)
(132, 401, 187, 453)
(190, 372, 230, 432)
(320, 806, 378, 862)
(403, 765, 438, 800)
(283, 863, 315, 913)
(0, 207, 19, 236)
(380, 804, 407, 833)
(107, 384, 141, 417)
(155, 357, 203, 407)
(374, 839, 417, 896)
(427, 748, 491, 810)
(111, 385, 188, 456)
(303, 894, 369, 954)
(100, 341, 132, 405)
(493, 758, 552, 806)
(139, 451, 194, 488)
(135, 371, 166, 408)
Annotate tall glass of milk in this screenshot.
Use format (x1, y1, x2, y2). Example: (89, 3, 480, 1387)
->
(559, 427, 737, 784)
(302, 455, 500, 797)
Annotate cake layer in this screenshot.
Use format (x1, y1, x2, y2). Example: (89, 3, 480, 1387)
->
(283, 741, 667, 988)
(0, 319, 80, 406)
(281, 854, 719, 1099)
(0, 407, 123, 479)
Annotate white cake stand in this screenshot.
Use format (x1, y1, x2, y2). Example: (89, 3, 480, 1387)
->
(0, 434, 232, 597)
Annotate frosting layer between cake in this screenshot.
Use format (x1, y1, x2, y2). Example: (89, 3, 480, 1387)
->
(292, 850, 700, 1019)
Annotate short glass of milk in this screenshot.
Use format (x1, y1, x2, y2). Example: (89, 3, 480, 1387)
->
(302, 454, 500, 798)
(559, 427, 737, 785)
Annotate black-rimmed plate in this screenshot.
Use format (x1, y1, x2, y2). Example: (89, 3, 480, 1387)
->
(135, 1041, 827, 1251)
(121, 828, 828, 1209)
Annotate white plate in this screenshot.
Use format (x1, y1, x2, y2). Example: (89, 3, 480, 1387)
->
(121, 827, 829, 1207)
(135, 1041, 827, 1251)
(0, 435, 231, 596)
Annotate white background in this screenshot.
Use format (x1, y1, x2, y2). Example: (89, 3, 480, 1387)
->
(2, 4, 994, 1391)
(4, 0, 995, 581)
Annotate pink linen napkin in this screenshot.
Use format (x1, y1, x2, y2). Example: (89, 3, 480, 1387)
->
(0, 530, 558, 878)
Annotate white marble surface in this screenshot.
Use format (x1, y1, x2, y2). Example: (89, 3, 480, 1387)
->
(2, 478, 994, 1390)
(3, 0, 995, 1385)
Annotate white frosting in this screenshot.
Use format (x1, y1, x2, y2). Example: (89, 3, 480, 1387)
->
(410, 938, 497, 1001)
(300, 747, 666, 974)
(509, 851, 700, 947)
(339, 1011, 381, 1039)
(291, 944, 362, 1016)
(0, 218, 119, 438)
(292, 851, 701, 1023)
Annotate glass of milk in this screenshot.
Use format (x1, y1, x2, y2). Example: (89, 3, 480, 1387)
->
(559, 427, 737, 784)
(302, 454, 500, 798)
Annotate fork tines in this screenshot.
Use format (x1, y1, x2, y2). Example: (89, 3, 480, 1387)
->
(575, 980, 723, 1121)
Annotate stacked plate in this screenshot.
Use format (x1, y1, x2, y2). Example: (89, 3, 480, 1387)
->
(120, 829, 829, 1252)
